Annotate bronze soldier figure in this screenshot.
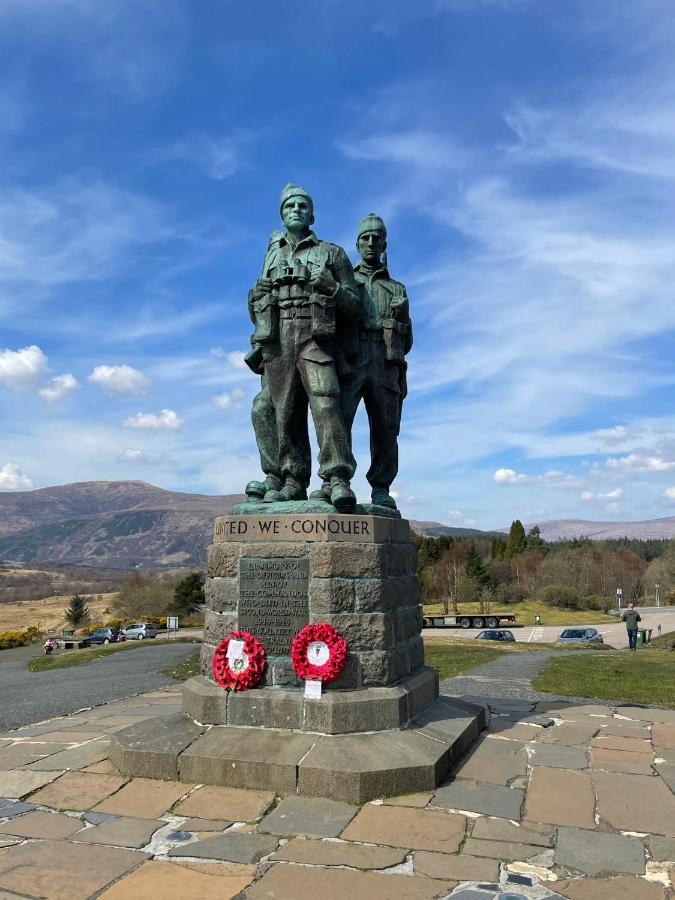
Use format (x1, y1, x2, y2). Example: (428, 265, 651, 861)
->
(247, 184, 360, 511)
(312, 214, 412, 510)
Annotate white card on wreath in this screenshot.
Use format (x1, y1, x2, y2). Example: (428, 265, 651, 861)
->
(227, 639, 245, 660)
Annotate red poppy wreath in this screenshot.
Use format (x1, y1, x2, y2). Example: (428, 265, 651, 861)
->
(212, 630, 266, 691)
(291, 622, 347, 683)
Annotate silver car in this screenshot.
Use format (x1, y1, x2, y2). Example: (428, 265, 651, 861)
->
(122, 622, 158, 640)
(557, 627, 604, 645)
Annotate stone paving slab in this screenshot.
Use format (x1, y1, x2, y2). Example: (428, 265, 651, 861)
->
(168, 831, 278, 863)
(272, 837, 408, 869)
(28, 772, 127, 810)
(413, 850, 500, 881)
(470, 816, 554, 847)
(244, 863, 456, 899)
(179, 817, 231, 831)
(653, 723, 675, 749)
(0, 744, 65, 768)
(536, 722, 603, 745)
(71, 815, 164, 848)
(0, 769, 63, 799)
(593, 770, 675, 834)
(591, 734, 652, 753)
(24, 740, 110, 771)
(528, 743, 588, 770)
(0, 838, 149, 900)
(432, 779, 524, 819)
(590, 747, 654, 774)
(94, 777, 190, 818)
(555, 874, 666, 899)
(524, 768, 595, 828)
(341, 803, 466, 853)
(98, 859, 255, 899)
(461, 838, 550, 861)
(649, 834, 675, 860)
(554, 825, 646, 875)
(258, 796, 357, 838)
(620, 708, 675, 724)
(0, 809, 84, 840)
(454, 736, 528, 785)
(655, 763, 675, 792)
(173, 784, 274, 821)
(0, 800, 35, 819)
(385, 790, 434, 807)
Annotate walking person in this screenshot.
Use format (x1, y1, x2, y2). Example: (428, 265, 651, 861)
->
(621, 602, 641, 652)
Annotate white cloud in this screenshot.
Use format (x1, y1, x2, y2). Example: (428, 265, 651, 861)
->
(0, 462, 34, 491)
(211, 348, 248, 370)
(118, 448, 144, 462)
(155, 131, 255, 180)
(38, 373, 78, 402)
(212, 387, 245, 411)
(594, 425, 642, 446)
(663, 486, 675, 501)
(89, 364, 149, 396)
(606, 453, 675, 473)
(339, 130, 465, 170)
(493, 467, 578, 487)
(0, 345, 48, 392)
(116, 447, 173, 465)
(581, 488, 623, 502)
(123, 409, 183, 430)
(446, 509, 477, 527)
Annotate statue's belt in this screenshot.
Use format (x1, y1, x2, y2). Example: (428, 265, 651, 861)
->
(280, 308, 312, 320)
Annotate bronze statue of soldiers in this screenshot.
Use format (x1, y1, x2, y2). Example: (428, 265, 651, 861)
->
(312, 214, 412, 510)
(246, 184, 360, 511)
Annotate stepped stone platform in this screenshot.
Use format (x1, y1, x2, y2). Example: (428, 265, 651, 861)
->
(111, 511, 487, 802)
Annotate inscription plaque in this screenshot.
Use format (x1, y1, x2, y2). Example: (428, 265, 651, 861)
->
(238, 557, 310, 656)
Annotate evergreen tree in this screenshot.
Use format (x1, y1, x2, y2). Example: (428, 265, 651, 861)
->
(465, 542, 490, 588)
(65, 594, 90, 629)
(526, 525, 545, 551)
(505, 520, 527, 558)
(169, 572, 205, 617)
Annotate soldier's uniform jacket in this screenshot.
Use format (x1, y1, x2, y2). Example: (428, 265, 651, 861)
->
(354, 262, 413, 347)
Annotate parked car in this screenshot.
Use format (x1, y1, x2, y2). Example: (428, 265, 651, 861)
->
(122, 622, 159, 640)
(557, 627, 604, 644)
(87, 627, 124, 645)
(475, 629, 516, 642)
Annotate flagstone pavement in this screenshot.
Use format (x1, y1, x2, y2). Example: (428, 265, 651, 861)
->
(0, 687, 674, 899)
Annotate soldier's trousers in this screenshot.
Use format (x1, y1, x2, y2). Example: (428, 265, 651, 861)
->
(251, 371, 312, 483)
(265, 318, 356, 486)
(340, 342, 402, 492)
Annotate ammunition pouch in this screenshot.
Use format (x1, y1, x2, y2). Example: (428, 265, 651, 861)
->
(310, 292, 336, 340)
(382, 318, 409, 363)
(252, 294, 279, 344)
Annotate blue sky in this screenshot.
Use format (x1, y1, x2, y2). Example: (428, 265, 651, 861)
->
(2, 0, 675, 529)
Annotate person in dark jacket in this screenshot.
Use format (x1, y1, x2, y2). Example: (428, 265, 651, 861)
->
(621, 603, 641, 652)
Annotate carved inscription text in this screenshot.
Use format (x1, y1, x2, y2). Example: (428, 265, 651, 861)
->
(238, 557, 310, 656)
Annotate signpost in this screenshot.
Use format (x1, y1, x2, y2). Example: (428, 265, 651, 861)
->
(167, 616, 179, 637)
(656, 583, 661, 608)
(616, 587, 623, 611)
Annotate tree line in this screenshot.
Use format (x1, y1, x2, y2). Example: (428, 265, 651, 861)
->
(413, 520, 675, 613)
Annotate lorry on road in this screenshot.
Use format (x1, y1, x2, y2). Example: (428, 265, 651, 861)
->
(422, 613, 517, 630)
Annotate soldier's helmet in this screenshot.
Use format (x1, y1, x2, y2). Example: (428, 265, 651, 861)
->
(356, 213, 387, 239)
(279, 183, 314, 219)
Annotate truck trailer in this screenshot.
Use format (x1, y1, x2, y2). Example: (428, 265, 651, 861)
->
(422, 613, 517, 630)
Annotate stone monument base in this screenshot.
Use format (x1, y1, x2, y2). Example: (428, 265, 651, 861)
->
(110, 692, 486, 803)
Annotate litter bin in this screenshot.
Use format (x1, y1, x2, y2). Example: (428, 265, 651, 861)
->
(534, 615, 541, 625)
(638, 628, 646, 645)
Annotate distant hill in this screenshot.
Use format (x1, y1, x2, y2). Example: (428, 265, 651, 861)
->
(0, 481, 243, 568)
(524, 517, 675, 542)
(408, 520, 502, 538)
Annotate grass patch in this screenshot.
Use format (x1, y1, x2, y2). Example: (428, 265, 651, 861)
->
(423, 641, 503, 678)
(423, 599, 616, 626)
(163, 651, 200, 681)
(532, 648, 675, 706)
(651, 630, 675, 649)
(28, 638, 200, 672)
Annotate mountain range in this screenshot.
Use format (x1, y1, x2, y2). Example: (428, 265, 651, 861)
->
(1, 481, 675, 568)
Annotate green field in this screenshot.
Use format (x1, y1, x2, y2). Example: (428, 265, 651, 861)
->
(423, 599, 616, 626)
(163, 651, 201, 681)
(28, 638, 200, 672)
(532, 648, 675, 707)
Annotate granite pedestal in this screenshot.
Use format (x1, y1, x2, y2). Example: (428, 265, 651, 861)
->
(111, 511, 486, 802)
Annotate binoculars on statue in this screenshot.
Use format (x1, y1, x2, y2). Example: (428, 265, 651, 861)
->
(252, 263, 336, 344)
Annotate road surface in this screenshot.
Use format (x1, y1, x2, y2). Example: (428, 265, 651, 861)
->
(0, 641, 199, 731)
(422, 607, 675, 649)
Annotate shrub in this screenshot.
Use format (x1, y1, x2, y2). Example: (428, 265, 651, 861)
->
(494, 582, 529, 604)
(0, 628, 37, 649)
(540, 584, 584, 610)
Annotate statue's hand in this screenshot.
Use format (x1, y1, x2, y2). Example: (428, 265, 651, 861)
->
(251, 277, 273, 301)
(310, 267, 338, 296)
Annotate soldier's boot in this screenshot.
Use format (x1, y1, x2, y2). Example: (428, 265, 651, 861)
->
(263, 477, 307, 503)
(330, 478, 356, 512)
(245, 474, 282, 500)
(371, 487, 397, 510)
(309, 480, 331, 502)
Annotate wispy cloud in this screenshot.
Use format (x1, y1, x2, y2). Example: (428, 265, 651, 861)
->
(39, 373, 78, 402)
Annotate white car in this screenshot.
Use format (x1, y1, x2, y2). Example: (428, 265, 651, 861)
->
(122, 622, 158, 640)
